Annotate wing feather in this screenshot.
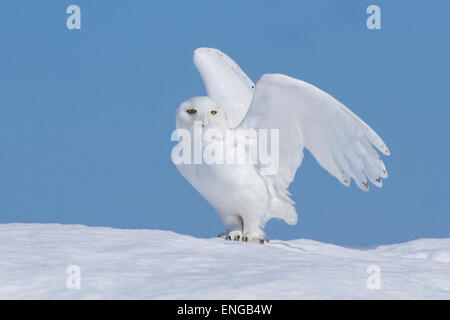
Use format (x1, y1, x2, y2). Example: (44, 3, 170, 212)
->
(193, 48, 255, 128)
(239, 73, 390, 195)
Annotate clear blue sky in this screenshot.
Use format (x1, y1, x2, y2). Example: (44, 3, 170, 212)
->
(0, 1, 449, 247)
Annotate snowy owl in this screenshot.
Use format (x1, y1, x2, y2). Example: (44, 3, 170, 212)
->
(173, 48, 389, 244)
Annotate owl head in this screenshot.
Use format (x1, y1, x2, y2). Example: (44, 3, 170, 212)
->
(176, 96, 228, 133)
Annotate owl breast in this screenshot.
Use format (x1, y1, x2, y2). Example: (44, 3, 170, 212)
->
(191, 161, 270, 222)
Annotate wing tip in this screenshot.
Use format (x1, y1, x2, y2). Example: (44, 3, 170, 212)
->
(380, 144, 391, 156)
(194, 47, 217, 55)
(374, 176, 384, 188)
(342, 179, 351, 187)
(193, 47, 219, 65)
(193, 47, 227, 62)
(361, 181, 370, 192)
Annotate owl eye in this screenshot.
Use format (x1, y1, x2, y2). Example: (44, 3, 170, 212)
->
(186, 109, 197, 114)
(211, 110, 217, 115)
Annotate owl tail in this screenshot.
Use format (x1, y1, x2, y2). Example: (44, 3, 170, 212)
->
(269, 193, 298, 225)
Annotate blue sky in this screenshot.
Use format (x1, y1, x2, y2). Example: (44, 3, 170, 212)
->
(0, 0, 449, 247)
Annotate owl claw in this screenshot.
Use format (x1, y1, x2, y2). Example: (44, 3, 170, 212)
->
(218, 231, 243, 241)
(219, 231, 268, 244)
(228, 230, 243, 241)
(217, 232, 229, 240)
(242, 233, 269, 244)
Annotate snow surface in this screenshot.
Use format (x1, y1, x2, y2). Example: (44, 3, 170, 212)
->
(0, 223, 449, 299)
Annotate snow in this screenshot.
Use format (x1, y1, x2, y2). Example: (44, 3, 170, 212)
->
(0, 223, 449, 299)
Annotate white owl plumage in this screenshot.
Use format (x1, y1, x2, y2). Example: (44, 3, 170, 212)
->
(174, 48, 390, 243)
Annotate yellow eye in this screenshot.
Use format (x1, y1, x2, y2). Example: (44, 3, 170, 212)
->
(186, 109, 197, 114)
(211, 110, 217, 115)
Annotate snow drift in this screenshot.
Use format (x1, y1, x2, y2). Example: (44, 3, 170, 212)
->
(0, 223, 449, 299)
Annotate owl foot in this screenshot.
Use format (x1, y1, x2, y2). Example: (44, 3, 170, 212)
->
(217, 232, 228, 239)
(228, 230, 243, 241)
(243, 232, 269, 244)
(218, 231, 242, 241)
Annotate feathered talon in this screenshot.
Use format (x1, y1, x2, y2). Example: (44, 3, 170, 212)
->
(243, 232, 269, 244)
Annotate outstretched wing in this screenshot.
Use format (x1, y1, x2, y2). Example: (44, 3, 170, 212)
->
(239, 73, 390, 194)
(193, 48, 255, 128)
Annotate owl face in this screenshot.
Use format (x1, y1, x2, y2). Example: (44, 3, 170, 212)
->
(176, 96, 227, 132)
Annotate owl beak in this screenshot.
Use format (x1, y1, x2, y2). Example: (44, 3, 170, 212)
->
(200, 115, 208, 128)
